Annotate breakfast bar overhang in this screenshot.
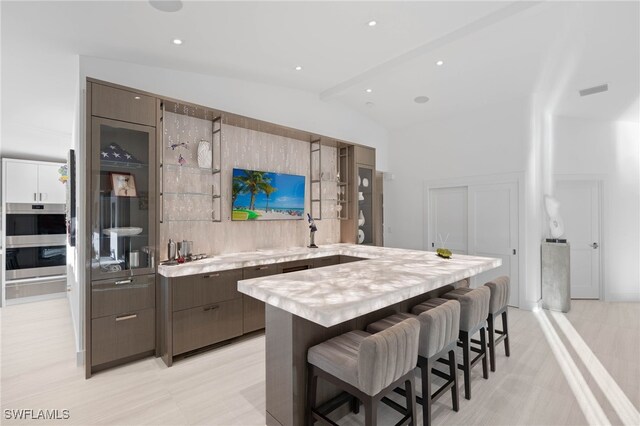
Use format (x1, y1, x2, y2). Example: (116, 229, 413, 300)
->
(237, 244, 501, 426)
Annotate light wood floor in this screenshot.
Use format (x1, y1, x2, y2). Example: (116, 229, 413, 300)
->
(1, 298, 638, 425)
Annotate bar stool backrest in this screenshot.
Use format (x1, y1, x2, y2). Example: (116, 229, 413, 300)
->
(458, 286, 490, 331)
(357, 318, 420, 396)
(485, 276, 510, 314)
(417, 299, 460, 358)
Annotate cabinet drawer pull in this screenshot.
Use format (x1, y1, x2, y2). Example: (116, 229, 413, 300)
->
(203, 305, 219, 312)
(115, 279, 132, 285)
(257, 266, 269, 270)
(33, 193, 37, 201)
(203, 273, 220, 279)
(116, 314, 137, 321)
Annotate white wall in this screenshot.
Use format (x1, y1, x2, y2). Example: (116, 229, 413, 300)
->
(552, 116, 640, 301)
(385, 97, 545, 309)
(385, 98, 528, 249)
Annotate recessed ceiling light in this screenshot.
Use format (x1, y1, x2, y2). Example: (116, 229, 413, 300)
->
(414, 96, 430, 104)
(149, 1, 183, 13)
(365, 88, 372, 93)
(436, 60, 444, 66)
(295, 65, 303, 71)
(172, 39, 183, 45)
(368, 20, 377, 27)
(134, 96, 141, 100)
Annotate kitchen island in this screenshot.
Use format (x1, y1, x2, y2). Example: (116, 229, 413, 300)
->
(235, 244, 501, 426)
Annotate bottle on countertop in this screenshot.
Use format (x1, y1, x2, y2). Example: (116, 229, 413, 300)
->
(168, 239, 176, 261)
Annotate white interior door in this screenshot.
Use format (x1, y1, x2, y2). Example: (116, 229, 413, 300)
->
(428, 187, 468, 254)
(468, 182, 519, 307)
(556, 180, 601, 299)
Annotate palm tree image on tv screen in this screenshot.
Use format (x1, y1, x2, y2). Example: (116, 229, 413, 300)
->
(232, 168, 305, 221)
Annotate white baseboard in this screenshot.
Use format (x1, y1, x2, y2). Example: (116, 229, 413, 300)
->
(605, 292, 640, 302)
(76, 349, 85, 367)
(5, 291, 66, 305)
(519, 298, 542, 311)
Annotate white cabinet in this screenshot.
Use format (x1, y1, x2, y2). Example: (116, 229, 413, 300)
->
(3, 160, 66, 204)
(37, 163, 66, 203)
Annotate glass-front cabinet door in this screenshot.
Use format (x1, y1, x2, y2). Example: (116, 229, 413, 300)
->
(91, 117, 156, 279)
(357, 165, 374, 245)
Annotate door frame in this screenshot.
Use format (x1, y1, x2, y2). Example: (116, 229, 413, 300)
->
(423, 172, 525, 308)
(554, 174, 605, 300)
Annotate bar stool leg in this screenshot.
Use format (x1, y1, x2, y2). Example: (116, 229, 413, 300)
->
(364, 396, 377, 426)
(448, 349, 459, 412)
(306, 365, 318, 426)
(461, 331, 471, 400)
(419, 357, 432, 426)
(350, 396, 360, 414)
(487, 313, 496, 372)
(480, 327, 489, 379)
(502, 310, 511, 357)
(405, 376, 417, 426)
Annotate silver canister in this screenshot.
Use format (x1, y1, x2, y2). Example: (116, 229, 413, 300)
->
(182, 240, 193, 256)
(168, 239, 176, 260)
(129, 251, 140, 268)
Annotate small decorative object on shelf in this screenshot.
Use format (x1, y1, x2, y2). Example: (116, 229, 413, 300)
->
(109, 172, 137, 197)
(358, 210, 365, 227)
(358, 229, 365, 244)
(197, 139, 212, 168)
(362, 177, 369, 188)
(307, 213, 318, 248)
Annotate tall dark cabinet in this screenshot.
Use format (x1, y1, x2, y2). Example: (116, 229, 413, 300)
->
(85, 81, 158, 377)
(340, 145, 381, 246)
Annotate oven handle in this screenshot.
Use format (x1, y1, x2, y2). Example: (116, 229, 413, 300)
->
(5, 236, 67, 249)
(4, 275, 67, 285)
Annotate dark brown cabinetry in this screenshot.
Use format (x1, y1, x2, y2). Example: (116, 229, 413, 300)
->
(340, 145, 382, 246)
(90, 275, 155, 369)
(161, 268, 243, 365)
(242, 264, 282, 334)
(312, 255, 341, 268)
(159, 256, 364, 366)
(85, 80, 159, 378)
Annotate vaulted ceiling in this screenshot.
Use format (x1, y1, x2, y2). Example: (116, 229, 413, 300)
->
(1, 1, 638, 152)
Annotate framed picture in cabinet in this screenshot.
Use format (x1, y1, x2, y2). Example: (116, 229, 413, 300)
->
(110, 172, 138, 197)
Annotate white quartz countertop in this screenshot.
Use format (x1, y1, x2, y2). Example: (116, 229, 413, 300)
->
(232, 244, 500, 327)
(158, 243, 404, 278)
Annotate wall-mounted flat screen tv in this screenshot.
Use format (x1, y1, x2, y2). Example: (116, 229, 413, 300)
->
(232, 168, 305, 221)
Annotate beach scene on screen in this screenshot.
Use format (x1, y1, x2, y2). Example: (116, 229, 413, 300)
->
(232, 168, 305, 221)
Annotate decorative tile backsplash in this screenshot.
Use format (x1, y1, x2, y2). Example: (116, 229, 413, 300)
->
(160, 112, 340, 258)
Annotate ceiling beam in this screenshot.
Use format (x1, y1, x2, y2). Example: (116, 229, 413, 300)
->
(319, 1, 544, 100)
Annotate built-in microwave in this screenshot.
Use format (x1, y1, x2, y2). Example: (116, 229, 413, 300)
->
(5, 203, 66, 247)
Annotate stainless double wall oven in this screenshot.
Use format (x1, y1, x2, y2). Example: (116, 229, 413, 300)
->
(4, 203, 66, 281)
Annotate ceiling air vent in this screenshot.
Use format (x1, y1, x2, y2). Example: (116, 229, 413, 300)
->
(579, 84, 609, 97)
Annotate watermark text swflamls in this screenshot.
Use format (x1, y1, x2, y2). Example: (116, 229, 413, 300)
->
(4, 409, 70, 420)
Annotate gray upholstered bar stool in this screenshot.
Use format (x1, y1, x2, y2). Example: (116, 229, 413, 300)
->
(453, 276, 510, 372)
(366, 300, 461, 426)
(413, 286, 490, 400)
(485, 276, 510, 372)
(306, 318, 420, 426)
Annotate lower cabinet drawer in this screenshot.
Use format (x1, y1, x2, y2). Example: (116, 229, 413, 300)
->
(172, 298, 243, 355)
(91, 308, 155, 366)
(92, 275, 155, 319)
(243, 295, 266, 333)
